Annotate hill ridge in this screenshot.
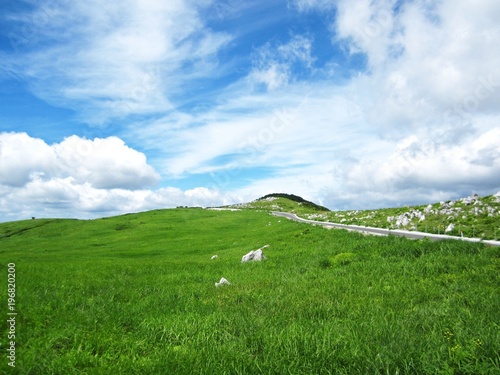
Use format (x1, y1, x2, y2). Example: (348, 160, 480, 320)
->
(257, 193, 329, 211)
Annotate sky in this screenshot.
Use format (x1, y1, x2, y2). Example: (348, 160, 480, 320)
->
(0, 0, 499, 222)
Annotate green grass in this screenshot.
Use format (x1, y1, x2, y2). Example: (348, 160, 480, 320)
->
(225, 195, 330, 217)
(306, 194, 500, 241)
(1, 208, 499, 374)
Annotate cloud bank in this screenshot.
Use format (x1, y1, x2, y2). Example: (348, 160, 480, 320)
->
(0, 133, 232, 221)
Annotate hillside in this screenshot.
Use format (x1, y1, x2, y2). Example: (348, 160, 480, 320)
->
(218, 193, 329, 216)
(216, 192, 500, 241)
(1, 207, 499, 374)
(302, 193, 500, 241)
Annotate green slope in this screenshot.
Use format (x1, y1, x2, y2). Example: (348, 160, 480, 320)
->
(307, 193, 500, 240)
(222, 193, 329, 216)
(1, 208, 499, 374)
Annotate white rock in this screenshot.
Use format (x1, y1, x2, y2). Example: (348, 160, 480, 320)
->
(396, 216, 409, 227)
(215, 277, 230, 287)
(242, 245, 269, 263)
(445, 223, 455, 233)
(211, 255, 218, 260)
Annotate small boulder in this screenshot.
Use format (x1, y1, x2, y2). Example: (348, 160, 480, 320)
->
(242, 245, 269, 263)
(215, 277, 230, 287)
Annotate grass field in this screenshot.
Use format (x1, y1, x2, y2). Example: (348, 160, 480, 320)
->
(1, 206, 500, 374)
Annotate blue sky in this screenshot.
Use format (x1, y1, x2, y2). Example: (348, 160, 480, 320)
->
(1, 0, 500, 222)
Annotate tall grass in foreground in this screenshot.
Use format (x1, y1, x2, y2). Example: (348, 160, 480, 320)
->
(1, 209, 499, 374)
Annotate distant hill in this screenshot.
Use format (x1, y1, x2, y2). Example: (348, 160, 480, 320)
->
(257, 193, 330, 211)
(217, 193, 330, 215)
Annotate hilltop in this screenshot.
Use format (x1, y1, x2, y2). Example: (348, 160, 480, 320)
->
(215, 193, 329, 216)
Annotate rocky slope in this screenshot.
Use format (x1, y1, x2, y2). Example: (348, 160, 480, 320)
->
(307, 193, 500, 240)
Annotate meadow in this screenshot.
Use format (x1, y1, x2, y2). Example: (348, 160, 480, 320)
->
(1, 207, 499, 374)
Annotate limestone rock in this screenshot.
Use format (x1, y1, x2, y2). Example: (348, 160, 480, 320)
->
(215, 277, 230, 287)
(242, 245, 269, 263)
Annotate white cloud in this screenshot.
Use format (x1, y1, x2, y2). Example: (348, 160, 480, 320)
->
(53, 136, 160, 190)
(124, 82, 323, 179)
(195, 0, 500, 208)
(335, 0, 397, 66)
(7, 0, 231, 124)
(0, 179, 235, 221)
(0, 132, 235, 221)
(248, 34, 315, 90)
(0, 132, 57, 187)
(393, 127, 500, 190)
(0, 133, 160, 190)
(291, 0, 335, 12)
(287, 0, 500, 208)
(250, 63, 290, 91)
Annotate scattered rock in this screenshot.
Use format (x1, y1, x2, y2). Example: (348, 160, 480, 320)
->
(211, 255, 218, 260)
(242, 245, 269, 263)
(215, 277, 230, 287)
(396, 216, 410, 227)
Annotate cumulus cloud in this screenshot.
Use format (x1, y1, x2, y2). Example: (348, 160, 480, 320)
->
(0, 132, 57, 187)
(0, 132, 236, 221)
(53, 136, 160, 190)
(356, 131, 500, 189)
(0, 133, 160, 190)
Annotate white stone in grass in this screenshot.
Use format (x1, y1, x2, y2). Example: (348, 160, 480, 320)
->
(241, 244, 269, 263)
(445, 223, 455, 233)
(211, 255, 218, 260)
(215, 277, 230, 287)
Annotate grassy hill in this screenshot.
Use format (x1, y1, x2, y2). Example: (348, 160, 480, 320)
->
(221, 193, 330, 216)
(218, 192, 500, 240)
(1, 207, 500, 374)
(302, 193, 500, 241)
